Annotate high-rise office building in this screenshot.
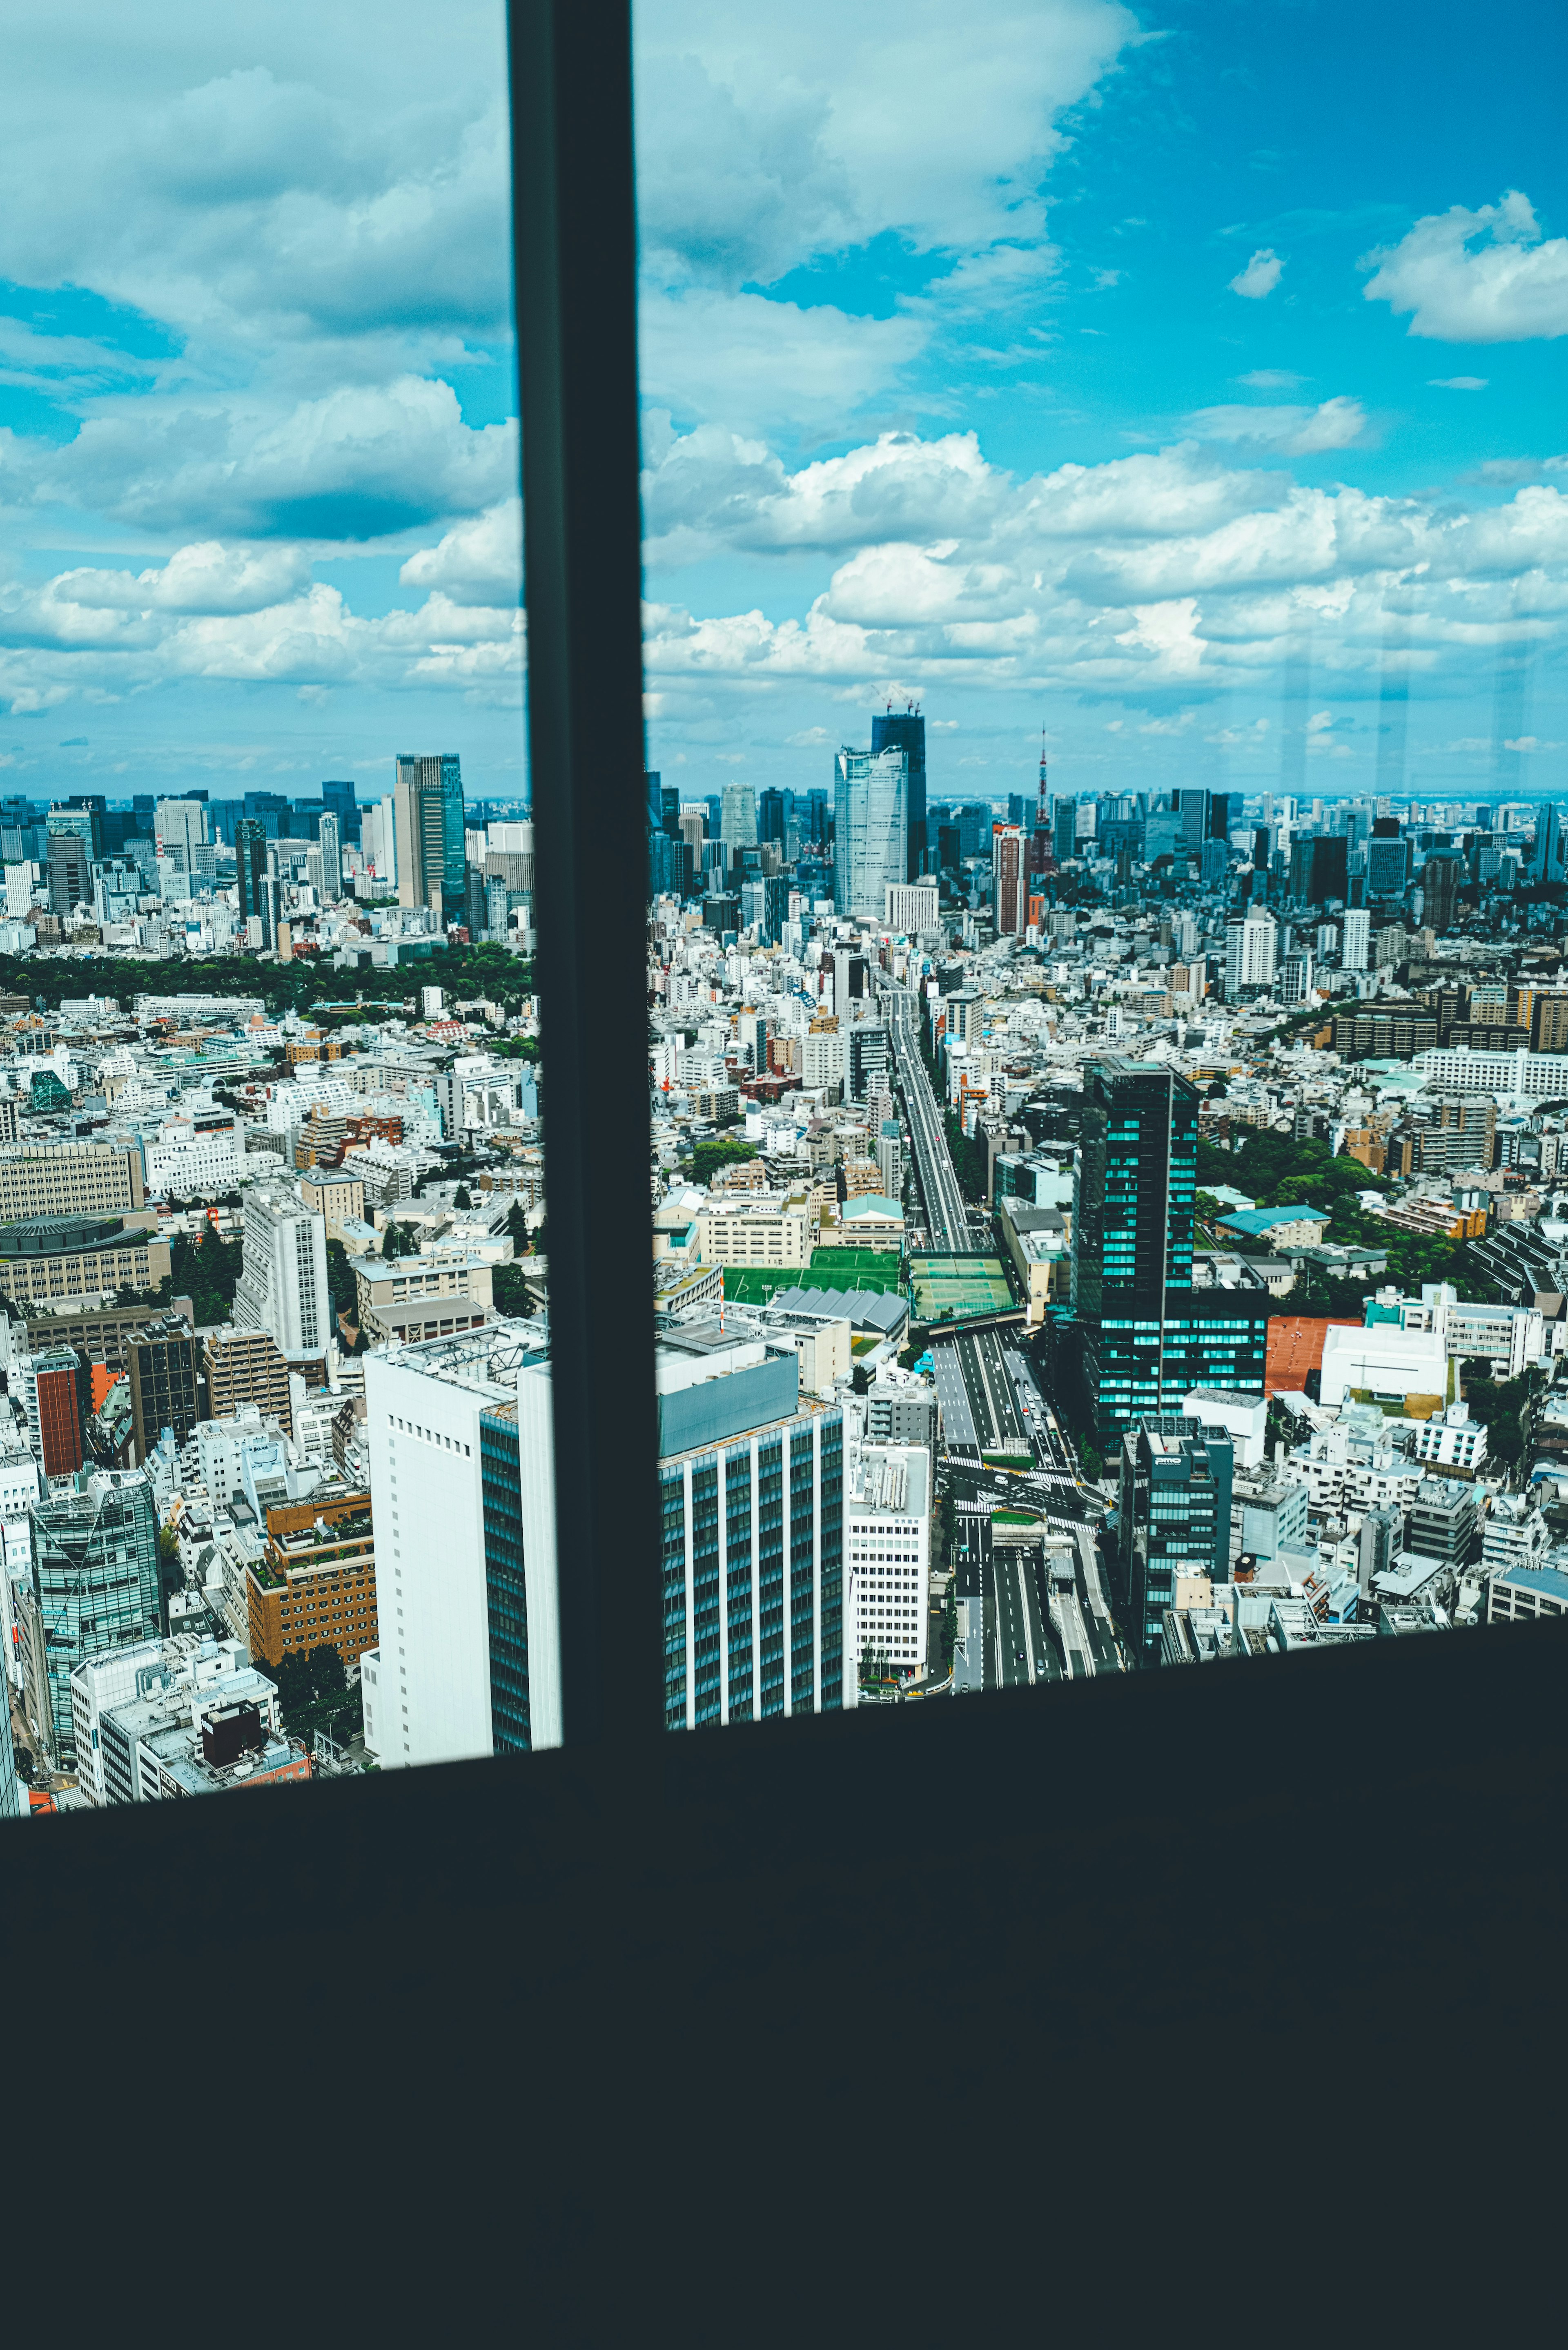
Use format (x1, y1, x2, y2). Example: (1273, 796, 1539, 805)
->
(649, 1326, 846, 1728)
(321, 777, 360, 845)
(47, 801, 105, 860)
(393, 753, 466, 919)
(757, 787, 786, 844)
(27, 1467, 160, 1766)
(1342, 907, 1371, 971)
(1177, 789, 1209, 853)
(232, 1182, 330, 1359)
(46, 828, 91, 918)
(235, 818, 267, 930)
(316, 812, 342, 900)
(361, 1325, 552, 1770)
(1052, 798, 1078, 865)
(991, 824, 1025, 935)
(1422, 852, 1462, 932)
(1071, 1061, 1264, 1457)
(1224, 910, 1277, 996)
(1117, 1417, 1234, 1667)
(1530, 802, 1560, 883)
(1366, 834, 1410, 898)
(126, 1315, 204, 1467)
(720, 784, 758, 856)
(833, 747, 907, 920)
(156, 799, 209, 871)
(871, 709, 927, 878)
(18, 1348, 85, 1479)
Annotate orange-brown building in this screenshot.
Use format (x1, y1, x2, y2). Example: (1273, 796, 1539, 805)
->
(245, 1489, 378, 1674)
(1265, 1315, 1362, 1398)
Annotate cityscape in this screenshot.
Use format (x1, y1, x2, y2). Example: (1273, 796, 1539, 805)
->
(2, 733, 1567, 1817)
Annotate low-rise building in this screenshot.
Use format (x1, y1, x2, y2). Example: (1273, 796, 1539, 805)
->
(0, 1213, 171, 1306)
(1487, 1564, 1568, 1624)
(348, 1251, 494, 1345)
(244, 1488, 379, 1675)
(694, 1192, 814, 1270)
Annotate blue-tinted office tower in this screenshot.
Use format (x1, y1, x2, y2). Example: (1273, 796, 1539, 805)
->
(1117, 1417, 1234, 1666)
(1052, 799, 1078, 864)
(834, 746, 907, 919)
(321, 778, 359, 846)
(871, 709, 927, 879)
(1530, 802, 1561, 883)
(1072, 1060, 1266, 1458)
(656, 1328, 846, 1729)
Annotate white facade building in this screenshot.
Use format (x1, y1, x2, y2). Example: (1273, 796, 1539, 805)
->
(1342, 907, 1371, 971)
(142, 1111, 246, 1197)
(1224, 911, 1278, 995)
(363, 1326, 555, 1771)
(232, 1180, 330, 1357)
(884, 883, 940, 935)
(1319, 1321, 1448, 1409)
(846, 1443, 931, 1678)
(1413, 1047, 1568, 1098)
(0, 1445, 41, 1519)
(1411, 1404, 1488, 1472)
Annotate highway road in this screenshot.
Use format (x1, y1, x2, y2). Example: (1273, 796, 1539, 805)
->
(883, 981, 971, 1253)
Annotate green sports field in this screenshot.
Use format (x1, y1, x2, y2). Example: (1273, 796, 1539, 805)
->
(722, 1246, 903, 1306)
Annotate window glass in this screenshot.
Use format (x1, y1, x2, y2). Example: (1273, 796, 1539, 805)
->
(0, 2, 552, 1811)
(634, 0, 1566, 1704)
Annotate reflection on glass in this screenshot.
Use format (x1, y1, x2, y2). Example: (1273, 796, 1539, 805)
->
(0, 3, 552, 1812)
(637, 0, 1565, 1704)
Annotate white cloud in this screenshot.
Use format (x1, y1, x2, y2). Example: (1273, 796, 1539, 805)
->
(11, 377, 515, 541)
(1186, 397, 1369, 456)
(636, 0, 1140, 283)
(1430, 376, 1488, 390)
(400, 499, 521, 606)
(1229, 249, 1284, 300)
(1362, 190, 1568, 342)
(639, 288, 927, 435)
(1238, 369, 1303, 389)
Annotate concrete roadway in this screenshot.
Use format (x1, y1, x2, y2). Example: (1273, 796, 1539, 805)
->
(990, 1541, 1061, 1688)
(882, 983, 971, 1253)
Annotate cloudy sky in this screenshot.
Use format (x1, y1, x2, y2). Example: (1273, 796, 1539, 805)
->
(1, 0, 1564, 809)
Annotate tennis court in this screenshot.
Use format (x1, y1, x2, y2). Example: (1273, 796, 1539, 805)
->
(907, 1254, 1013, 1323)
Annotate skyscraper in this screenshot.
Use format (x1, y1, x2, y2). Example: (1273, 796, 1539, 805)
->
(1052, 798, 1078, 865)
(1073, 1061, 1192, 1453)
(235, 819, 267, 931)
(720, 784, 758, 855)
(361, 1326, 553, 1769)
(316, 811, 342, 900)
(393, 754, 466, 919)
(1225, 910, 1278, 996)
(1422, 852, 1462, 932)
(232, 1182, 330, 1358)
(28, 1468, 161, 1766)
(321, 777, 360, 846)
(126, 1315, 204, 1467)
(991, 824, 1025, 935)
(1530, 802, 1560, 883)
(871, 708, 927, 878)
(1117, 1417, 1234, 1666)
(1072, 1061, 1265, 1458)
(833, 747, 907, 920)
(1342, 907, 1371, 971)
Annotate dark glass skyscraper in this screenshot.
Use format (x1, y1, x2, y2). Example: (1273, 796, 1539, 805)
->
(871, 709, 927, 879)
(1071, 1059, 1264, 1458)
(321, 777, 360, 845)
(236, 819, 267, 925)
(1117, 1417, 1234, 1666)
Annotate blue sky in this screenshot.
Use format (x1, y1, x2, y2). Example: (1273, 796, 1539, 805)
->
(0, 2, 1564, 808)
